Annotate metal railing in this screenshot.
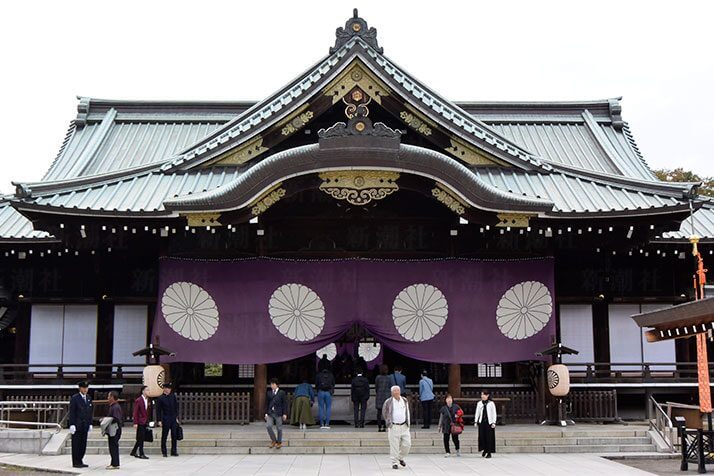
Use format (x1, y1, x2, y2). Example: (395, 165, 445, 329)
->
(0, 401, 69, 428)
(648, 396, 675, 451)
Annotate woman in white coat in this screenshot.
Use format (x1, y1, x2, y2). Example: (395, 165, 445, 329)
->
(474, 389, 496, 458)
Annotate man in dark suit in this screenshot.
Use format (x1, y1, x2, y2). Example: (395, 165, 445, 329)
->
(264, 378, 288, 448)
(131, 385, 151, 459)
(351, 369, 370, 428)
(156, 382, 180, 457)
(68, 381, 93, 468)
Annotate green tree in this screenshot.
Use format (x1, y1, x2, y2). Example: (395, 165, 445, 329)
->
(654, 168, 714, 197)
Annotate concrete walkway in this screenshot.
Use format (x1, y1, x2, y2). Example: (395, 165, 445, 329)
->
(0, 452, 656, 475)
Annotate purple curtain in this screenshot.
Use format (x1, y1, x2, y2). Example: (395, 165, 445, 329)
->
(153, 257, 555, 364)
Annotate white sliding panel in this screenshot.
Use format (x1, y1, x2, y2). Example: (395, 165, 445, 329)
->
(61, 305, 97, 372)
(640, 303, 676, 371)
(608, 304, 643, 371)
(29, 305, 64, 372)
(112, 305, 148, 371)
(559, 304, 594, 364)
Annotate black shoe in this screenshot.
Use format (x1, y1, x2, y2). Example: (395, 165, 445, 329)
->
(138, 455, 149, 459)
(421, 426, 428, 429)
(481, 450, 486, 457)
(130, 452, 136, 457)
(485, 453, 492, 459)
(80, 464, 89, 468)
(392, 464, 399, 470)
(171, 453, 179, 457)
(72, 465, 84, 468)
(163, 454, 168, 458)
(399, 460, 406, 467)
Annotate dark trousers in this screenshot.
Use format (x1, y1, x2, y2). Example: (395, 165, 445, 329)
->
(108, 427, 121, 467)
(376, 408, 384, 428)
(443, 432, 460, 453)
(71, 430, 88, 465)
(421, 400, 433, 427)
(161, 421, 178, 455)
(353, 400, 367, 425)
(131, 424, 147, 455)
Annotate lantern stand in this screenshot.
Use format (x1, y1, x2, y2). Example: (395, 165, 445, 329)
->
(537, 342, 579, 427)
(133, 343, 175, 423)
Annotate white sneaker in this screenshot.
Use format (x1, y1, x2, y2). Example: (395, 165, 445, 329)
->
(444, 453, 451, 458)
(320, 425, 326, 429)
(325, 426, 330, 429)
(456, 450, 461, 457)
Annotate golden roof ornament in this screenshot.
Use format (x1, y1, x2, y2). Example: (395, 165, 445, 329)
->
(331, 9, 383, 54)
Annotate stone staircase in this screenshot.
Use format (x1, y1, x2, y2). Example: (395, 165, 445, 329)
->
(64, 425, 657, 455)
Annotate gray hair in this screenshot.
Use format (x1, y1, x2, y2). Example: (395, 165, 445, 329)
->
(390, 385, 401, 392)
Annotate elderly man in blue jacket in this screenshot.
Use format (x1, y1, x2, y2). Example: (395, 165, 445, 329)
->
(418, 370, 435, 429)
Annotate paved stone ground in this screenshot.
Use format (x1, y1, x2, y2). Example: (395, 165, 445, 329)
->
(0, 452, 657, 475)
(615, 458, 699, 476)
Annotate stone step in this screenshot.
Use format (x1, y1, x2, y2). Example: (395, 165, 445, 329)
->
(65, 443, 658, 456)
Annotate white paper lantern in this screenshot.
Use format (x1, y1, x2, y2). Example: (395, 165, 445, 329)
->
(547, 364, 570, 397)
(143, 365, 166, 398)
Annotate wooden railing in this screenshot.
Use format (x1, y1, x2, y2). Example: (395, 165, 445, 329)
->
(566, 362, 713, 383)
(567, 390, 619, 422)
(0, 364, 143, 384)
(177, 392, 251, 425)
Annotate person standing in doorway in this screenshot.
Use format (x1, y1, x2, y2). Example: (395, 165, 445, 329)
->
(104, 391, 123, 470)
(350, 369, 370, 428)
(438, 393, 463, 457)
(418, 370, 434, 429)
(316, 365, 335, 429)
(156, 382, 180, 457)
(68, 381, 92, 469)
(474, 389, 497, 458)
(382, 385, 411, 470)
(131, 385, 151, 459)
(375, 365, 391, 432)
(265, 378, 288, 448)
(390, 366, 406, 394)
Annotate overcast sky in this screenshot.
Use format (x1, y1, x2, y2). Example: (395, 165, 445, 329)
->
(1, 0, 712, 194)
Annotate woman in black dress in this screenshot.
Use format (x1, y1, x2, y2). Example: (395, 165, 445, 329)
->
(474, 389, 496, 458)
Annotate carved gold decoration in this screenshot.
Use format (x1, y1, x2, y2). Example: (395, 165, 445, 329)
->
(446, 138, 500, 166)
(323, 60, 391, 105)
(281, 111, 314, 136)
(496, 213, 533, 228)
(184, 212, 222, 227)
(431, 185, 467, 215)
(400, 111, 432, 136)
(211, 136, 268, 165)
(319, 170, 399, 206)
(251, 186, 287, 216)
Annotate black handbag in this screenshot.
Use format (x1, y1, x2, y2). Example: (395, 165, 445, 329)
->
(176, 424, 184, 441)
(144, 427, 154, 442)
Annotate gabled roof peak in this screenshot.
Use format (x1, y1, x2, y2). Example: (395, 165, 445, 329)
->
(331, 9, 382, 54)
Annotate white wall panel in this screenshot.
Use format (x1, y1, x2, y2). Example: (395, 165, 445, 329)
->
(29, 305, 64, 372)
(640, 303, 676, 370)
(61, 305, 97, 372)
(559, 304, 594, 364)
(112, 305, 148, 371)
(608, 304, 643, 371)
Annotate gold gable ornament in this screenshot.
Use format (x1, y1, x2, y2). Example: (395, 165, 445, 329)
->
(431, 184, 468, 215)
(318, 171, 399, 206)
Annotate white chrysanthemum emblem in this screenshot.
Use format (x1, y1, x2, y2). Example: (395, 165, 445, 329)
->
(161, 281, 219, 341)
(316, 343, 337, 360)
(269, 283, 325, 341)
(358, 342, 381, 362)
(496, 281, 552, 340)
(392, 283, 448, 342)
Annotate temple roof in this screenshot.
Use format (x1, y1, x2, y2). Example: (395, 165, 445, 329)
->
(1, 10, 708, 243)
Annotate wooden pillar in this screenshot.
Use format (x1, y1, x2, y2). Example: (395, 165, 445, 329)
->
(253, 364, 267, 421)
(13, 302, 31, 364)
(448, 364, 461, 398)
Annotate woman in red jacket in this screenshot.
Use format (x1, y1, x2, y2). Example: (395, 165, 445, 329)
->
(131, 386, 151, 459)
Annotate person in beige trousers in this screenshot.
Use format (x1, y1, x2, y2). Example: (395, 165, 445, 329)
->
(381, 385, 411, 470)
